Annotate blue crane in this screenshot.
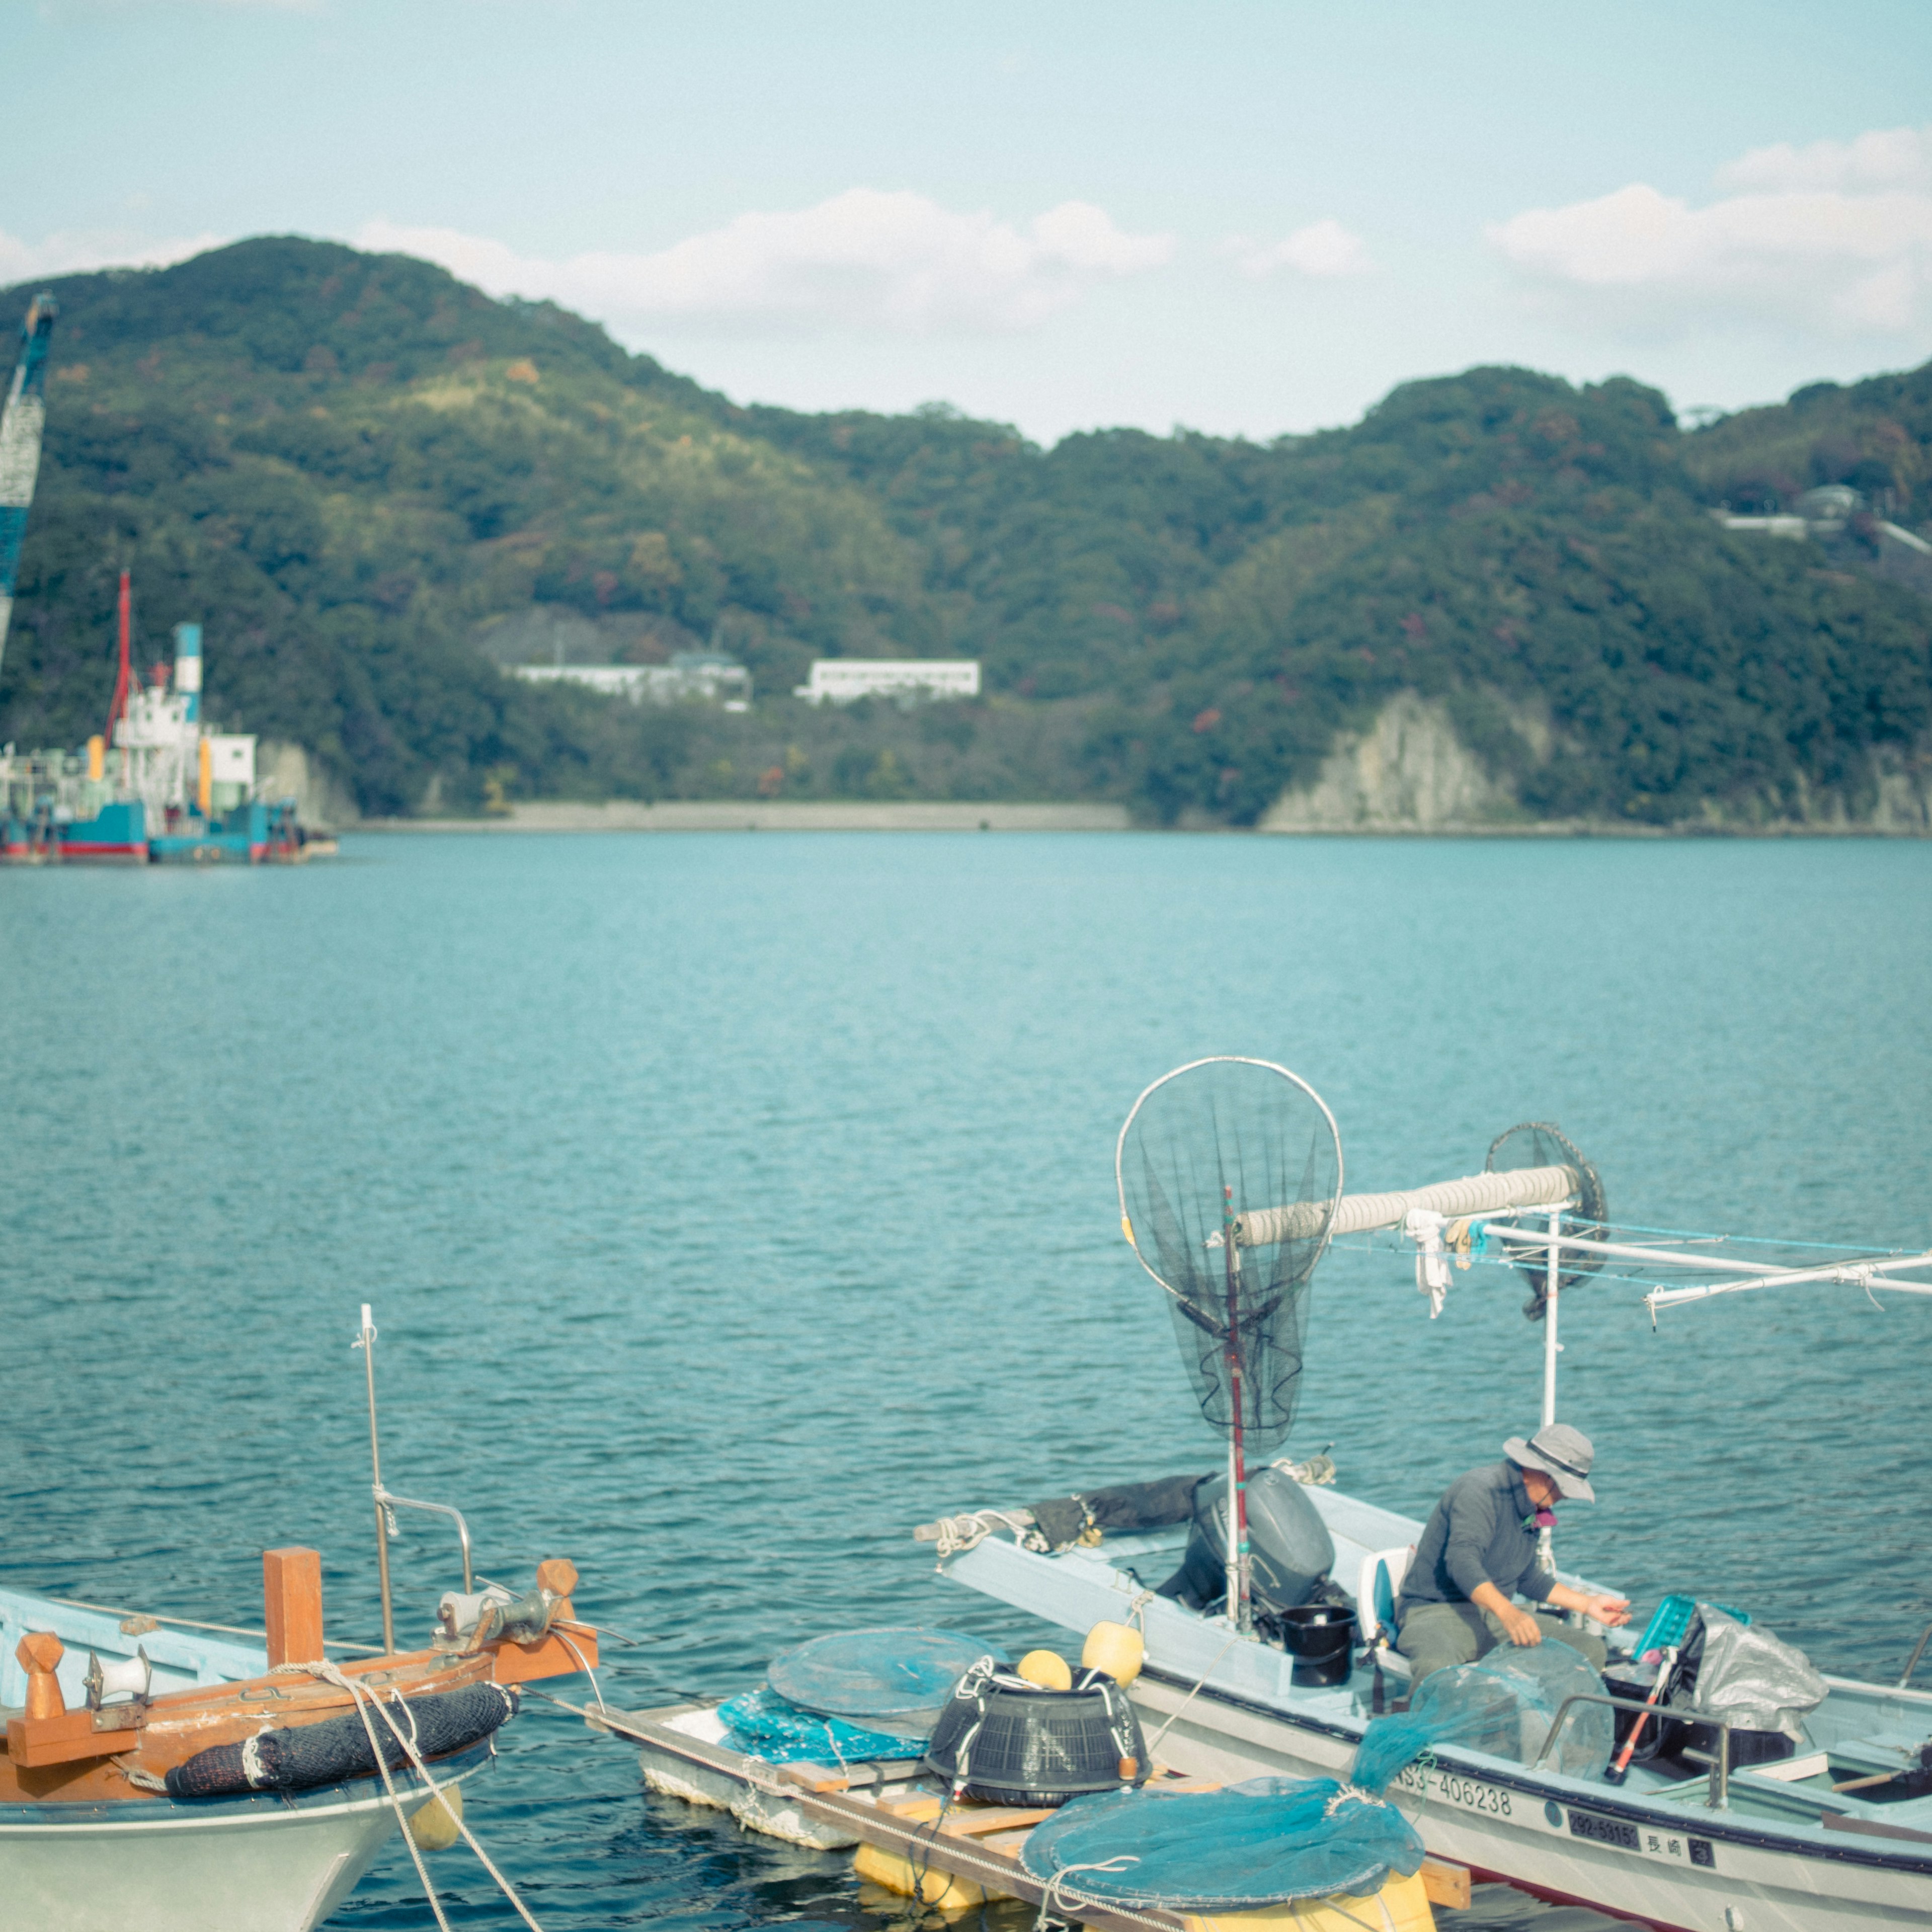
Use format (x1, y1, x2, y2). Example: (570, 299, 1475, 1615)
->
(0, 293, 58, 686)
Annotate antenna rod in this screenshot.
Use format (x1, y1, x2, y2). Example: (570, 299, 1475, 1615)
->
(1222, 1183, 1251, 1634)
(358, 1303, 396, 1653)
(105, 570, 132, 742)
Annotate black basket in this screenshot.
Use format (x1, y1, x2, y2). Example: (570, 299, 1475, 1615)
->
(924, 1669, 1149, 1808)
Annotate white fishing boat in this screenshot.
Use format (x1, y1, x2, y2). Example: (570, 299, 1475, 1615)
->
(915, 1066, 1932, 1932)
(0, 1307, 600, 1932)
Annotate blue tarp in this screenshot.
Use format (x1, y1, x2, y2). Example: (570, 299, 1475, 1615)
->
(717, 1686, 922, 1764)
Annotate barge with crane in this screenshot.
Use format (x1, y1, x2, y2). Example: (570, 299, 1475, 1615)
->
(0, 293, 305, 865)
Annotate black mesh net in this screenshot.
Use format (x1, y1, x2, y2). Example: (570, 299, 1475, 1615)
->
(1486, 1121, 1608, 1322)
(1117, 1059, 1340, 1457)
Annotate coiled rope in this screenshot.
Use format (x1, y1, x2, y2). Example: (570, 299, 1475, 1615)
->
(268, 1661, 544, 1932)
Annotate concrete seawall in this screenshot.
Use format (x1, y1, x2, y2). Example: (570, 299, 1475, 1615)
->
(359, 800, 1134, 833)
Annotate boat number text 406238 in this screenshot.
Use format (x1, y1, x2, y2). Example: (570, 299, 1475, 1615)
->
(1394, 1764, 1510, 1815)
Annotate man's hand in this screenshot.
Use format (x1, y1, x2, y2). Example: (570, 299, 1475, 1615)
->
(1547, 1581, 1633, 1628)
(1499, 1604, 1544, 1647)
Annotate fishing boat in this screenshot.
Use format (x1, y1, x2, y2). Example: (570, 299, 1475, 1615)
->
(913, 1064, 1932, 1932)
(0, 1307, 600, 1931)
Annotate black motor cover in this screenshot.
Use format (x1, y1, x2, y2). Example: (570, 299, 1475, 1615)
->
(1156, 1465, 1335, 1614)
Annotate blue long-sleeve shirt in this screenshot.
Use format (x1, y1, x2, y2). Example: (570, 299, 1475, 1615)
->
(1400, 1462, 1554, 1610)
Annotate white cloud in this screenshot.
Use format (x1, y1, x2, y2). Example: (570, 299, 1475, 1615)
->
(1489, 128, 1932, 337)
(360, 189, 1173, 338)
(0, 227, 223, 286)
(1228, 219, 1372, 280)
(1717, 124, 1932, 193)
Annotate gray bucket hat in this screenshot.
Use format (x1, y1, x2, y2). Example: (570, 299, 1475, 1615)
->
(1504, 1422, 1597, 1503)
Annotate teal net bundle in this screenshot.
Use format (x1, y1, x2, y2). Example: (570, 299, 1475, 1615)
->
(765, 1628, 1004, 1738)
(717, 1687, 919, 1764)
(1353, 1641, 1613, 1792)
(1017, 1776, 1424, 1908)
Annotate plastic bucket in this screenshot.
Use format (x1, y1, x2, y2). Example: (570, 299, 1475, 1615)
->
(1278, 1604, 1354, 1686)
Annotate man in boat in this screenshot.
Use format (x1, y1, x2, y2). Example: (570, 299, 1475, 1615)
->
(1395, 1423, 1631, 1690)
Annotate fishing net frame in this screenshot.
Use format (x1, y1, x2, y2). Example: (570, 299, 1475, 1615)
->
(1115, 1058, 1343, 1631)
(1486, 1121, 1608, 1321)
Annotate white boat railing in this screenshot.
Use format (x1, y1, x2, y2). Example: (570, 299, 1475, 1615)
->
(1533, 1691, 1746, 1809)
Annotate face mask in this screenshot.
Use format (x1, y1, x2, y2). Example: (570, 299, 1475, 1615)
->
(1523, 1507, 1557, 1530)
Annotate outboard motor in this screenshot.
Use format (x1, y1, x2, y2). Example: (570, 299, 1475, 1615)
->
(1156, 1465, 1335, 1614)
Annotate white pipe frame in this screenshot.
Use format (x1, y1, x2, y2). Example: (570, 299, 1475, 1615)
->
(1479, 1221, 1932, 1313)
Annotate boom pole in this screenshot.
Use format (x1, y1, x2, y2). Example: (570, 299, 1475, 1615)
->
(0, 295, 58, 685)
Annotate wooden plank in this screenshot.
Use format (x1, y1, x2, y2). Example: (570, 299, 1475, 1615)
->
(1419, 1857, 1471, 1909)
(942, 1806, 1060, 1836)
(606, 1709, 1190, 1932)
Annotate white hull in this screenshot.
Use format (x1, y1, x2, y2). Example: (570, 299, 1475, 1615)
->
(1134, 1666, 1932, 1932)
(0, 1749, 489, 1932)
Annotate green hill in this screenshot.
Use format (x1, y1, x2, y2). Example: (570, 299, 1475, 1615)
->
(4, 236, 1928, 828)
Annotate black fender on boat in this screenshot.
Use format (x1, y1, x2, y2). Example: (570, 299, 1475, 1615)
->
(164, 1682, 519, 1799)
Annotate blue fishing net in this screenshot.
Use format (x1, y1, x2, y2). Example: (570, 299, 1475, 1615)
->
(1018, 1777, 1424, 1908)
(1354, 1640, 1612, 1792)
(717, 1687, 921, 1764)
(766, 1628, 1004, 1736)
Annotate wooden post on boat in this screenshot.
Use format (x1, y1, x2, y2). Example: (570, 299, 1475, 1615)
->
(264, 1548, 325, 1667)
(17, 1632, 64, 1719)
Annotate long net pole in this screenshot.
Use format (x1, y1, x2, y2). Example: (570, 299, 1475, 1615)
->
(1221, 1184, 1251, 1633)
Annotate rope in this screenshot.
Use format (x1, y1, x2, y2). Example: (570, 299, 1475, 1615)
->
(268, 1661, 544, 1932)
(1146, 1632, 1242, 1754)
(551, 1628, 606, 1715)
(1033, 1857, 1141, 1932)
(1124, 1589, 1156, 1631)
(927, 1510, 1038, 1562)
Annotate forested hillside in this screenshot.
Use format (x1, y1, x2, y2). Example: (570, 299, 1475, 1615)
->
(4, 237, 1929, 826)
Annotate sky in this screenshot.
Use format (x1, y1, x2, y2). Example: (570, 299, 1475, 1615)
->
(5, 0, 1931, 443)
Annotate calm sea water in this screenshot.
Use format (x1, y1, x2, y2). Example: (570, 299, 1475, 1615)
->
(3, 831, 1928, 1930)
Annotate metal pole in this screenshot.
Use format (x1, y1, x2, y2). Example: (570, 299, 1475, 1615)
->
(1222, 1185, 1250, 1634)
(1539, 1210, 1560, 1577)
(1542, 1209, 1562, 1428)
(357, 1303, 396, 1654)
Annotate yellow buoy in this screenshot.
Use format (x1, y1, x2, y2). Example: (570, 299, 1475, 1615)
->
(1016, 1649, 1073, 1690)
(1081, 1620, 1145, 1687)
(1181, 1869, 1435, 1932)
(407, 1780, 464, 1852)
(853, 1841, 988, 1909)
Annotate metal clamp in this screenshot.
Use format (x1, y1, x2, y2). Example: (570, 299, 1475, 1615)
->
(1534, 1691, 1736, 1810)
(374, 1486, 474, 1593)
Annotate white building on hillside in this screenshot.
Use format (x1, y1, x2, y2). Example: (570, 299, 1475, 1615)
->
(512, 651, 750, 709)
(797, 660, 980, 704)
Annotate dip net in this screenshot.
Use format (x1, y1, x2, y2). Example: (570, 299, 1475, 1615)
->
(1116, 1058, 1342, 1457)
(1351, 1640, 1613, 1791)
(1488, 1121, 1608, 1321)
